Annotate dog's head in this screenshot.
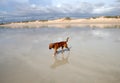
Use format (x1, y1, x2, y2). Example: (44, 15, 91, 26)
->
(49, 43, 54, 49)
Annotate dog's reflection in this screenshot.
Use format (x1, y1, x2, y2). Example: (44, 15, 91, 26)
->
(50, 49, 70, 69)
(56, 47, 70, 55)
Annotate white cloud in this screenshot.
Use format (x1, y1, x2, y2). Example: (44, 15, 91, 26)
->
(1, 0, 29, 3)
(31, 4, 37, 8)
(92, 6, 114, 14)
(0, 0, 120, 21)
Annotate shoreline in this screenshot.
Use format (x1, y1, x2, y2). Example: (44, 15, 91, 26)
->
(0, 17, 120, 28)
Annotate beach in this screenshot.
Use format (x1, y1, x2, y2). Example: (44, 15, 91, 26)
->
(0, 27, 120, 83)
(0, 0, 120, 82)
(0, 17, 120, 28)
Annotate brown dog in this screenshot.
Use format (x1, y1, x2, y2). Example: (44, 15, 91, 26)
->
(49, 37, 69, 55)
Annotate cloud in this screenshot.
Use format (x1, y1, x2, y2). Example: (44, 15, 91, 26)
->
(92, 6, 113, 14)
(0, 0, 29, 3)
(29, 0, 52, 6)
(116, 0, 120, 2)
(0, 0, 120, 23)
(15, 2, 119, 16)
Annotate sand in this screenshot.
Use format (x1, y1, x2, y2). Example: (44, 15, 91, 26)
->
(0, 27, 120, 83)
(0, 17, 120, 28)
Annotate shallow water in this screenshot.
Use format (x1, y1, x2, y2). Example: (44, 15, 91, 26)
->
(0, 27, 120, 83)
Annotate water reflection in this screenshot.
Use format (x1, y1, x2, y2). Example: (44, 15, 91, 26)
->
(51, 48, 70, 69)
(0, 27, 120, 83)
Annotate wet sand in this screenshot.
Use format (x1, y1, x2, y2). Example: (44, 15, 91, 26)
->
(0, 27, 120, 83)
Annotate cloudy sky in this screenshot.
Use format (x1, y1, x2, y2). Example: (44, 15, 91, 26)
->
(0, 0, 120, 21)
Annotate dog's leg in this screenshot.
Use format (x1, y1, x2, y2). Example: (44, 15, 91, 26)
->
(61, 46, 64, 53)
(54, 48, 57, 56)
(65, 44, 70, 51)
(67, 47, 70, 51)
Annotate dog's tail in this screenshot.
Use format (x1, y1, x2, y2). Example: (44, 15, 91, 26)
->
(66, 37, 69, 42)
